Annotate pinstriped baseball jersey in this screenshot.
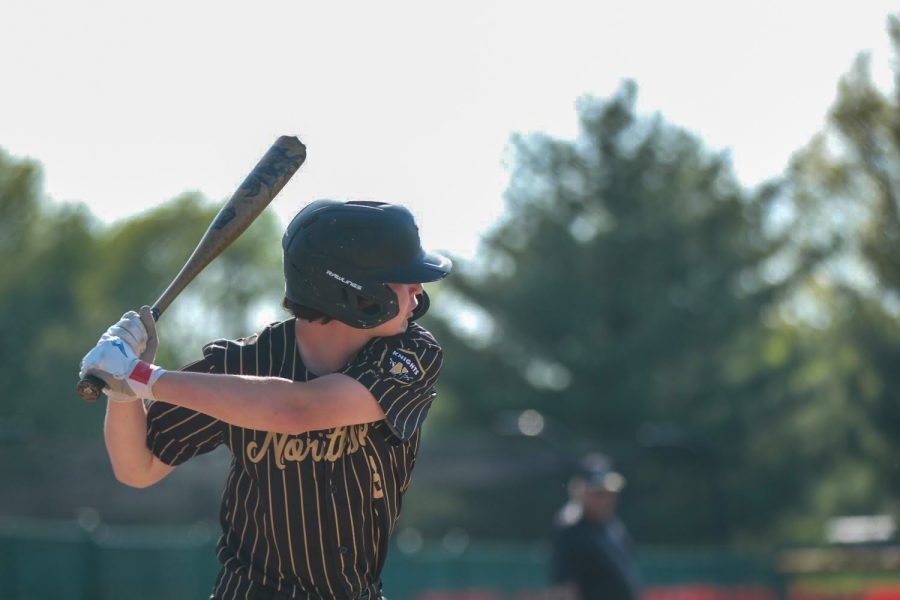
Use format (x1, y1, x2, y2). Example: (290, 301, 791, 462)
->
(145, 319, 442, 599)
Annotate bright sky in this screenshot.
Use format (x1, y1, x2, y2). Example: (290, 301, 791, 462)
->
(1, 1, 896, 260)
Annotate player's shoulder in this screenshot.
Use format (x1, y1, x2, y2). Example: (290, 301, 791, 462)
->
(351, 322, 443, 384)
(202, 318, 295, 354)
(396, 321, 442, 351)
(369, 321, 443, 362)
(188, 318, 296, 373)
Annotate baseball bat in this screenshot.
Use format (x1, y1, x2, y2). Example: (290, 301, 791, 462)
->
(76, 135, 307, 402)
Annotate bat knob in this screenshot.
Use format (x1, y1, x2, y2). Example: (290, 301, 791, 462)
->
(76, 375, 106, 402)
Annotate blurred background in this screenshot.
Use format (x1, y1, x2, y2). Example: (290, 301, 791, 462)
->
(2, 1, 900, 598)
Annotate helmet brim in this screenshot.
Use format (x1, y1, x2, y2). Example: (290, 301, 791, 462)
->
(375, 250, 452, 284)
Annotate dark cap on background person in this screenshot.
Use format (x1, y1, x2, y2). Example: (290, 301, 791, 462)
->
(583, 468, 626, 494)
(573, 452, 626, 494)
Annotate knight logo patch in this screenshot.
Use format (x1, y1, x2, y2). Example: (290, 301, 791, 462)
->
(385, 349, 423, 385)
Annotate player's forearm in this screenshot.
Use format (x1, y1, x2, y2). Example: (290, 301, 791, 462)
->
(151, 371, 314, 433)
(103, 400, 171, 488)
(149, 370, 382, 433)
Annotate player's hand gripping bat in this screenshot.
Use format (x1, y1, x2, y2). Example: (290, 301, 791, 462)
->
(76, 135, 307, 402)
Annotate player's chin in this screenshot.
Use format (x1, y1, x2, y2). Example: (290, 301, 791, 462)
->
(374, 317, 408, 337)
(396, 314, 414, 332)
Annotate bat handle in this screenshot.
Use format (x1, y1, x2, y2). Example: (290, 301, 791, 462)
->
(76, 375, 107, 403)
(75, 305, 161, 402)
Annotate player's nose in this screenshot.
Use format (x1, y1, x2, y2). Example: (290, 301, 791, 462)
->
(409, 285, 423, 307)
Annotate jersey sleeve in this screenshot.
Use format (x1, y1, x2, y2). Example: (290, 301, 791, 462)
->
(342, 326, 443, 442)
(145, 353, 227, 466)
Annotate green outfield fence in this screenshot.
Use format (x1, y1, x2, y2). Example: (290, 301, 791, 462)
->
(3, 516, 896, 600)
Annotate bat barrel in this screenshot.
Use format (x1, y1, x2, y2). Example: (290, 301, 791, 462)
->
(75, 135, 306, 402)
(152, 136, 307, 319)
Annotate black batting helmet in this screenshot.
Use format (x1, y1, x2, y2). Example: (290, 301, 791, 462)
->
(282, 200, 452, 329)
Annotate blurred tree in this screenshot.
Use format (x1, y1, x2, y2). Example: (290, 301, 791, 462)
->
(778, 14, 900, 535)
(0, 150, 97, 437)
(423, 82, 824, 545)
(0, 149, 283, 438)
(79, 192, 284, 369)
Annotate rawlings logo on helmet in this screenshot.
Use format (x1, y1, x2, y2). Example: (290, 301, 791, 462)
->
(325, 269, 363, 291)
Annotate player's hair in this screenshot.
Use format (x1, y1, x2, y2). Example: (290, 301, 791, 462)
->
(282, 297, 333, 324)
(282, 294, 383, 324)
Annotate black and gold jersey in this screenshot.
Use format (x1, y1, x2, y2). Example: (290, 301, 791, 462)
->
(145, 319, 442, 599)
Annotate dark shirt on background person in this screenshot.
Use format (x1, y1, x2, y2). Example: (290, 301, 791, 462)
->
(550, 455, 641, 600)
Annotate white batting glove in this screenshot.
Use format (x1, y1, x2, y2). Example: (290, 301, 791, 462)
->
(105, 306, 159, 363)
(106, 310, 147, 355)
(99, 306, 160, 402)
(79, 335, 166, 401)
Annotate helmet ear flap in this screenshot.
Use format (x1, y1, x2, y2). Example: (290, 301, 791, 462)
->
(410, 291, 430, 321)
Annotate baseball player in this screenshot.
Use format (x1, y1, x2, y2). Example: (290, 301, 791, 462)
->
(80, 200, 452, 599)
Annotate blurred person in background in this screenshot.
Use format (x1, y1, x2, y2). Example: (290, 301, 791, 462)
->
(549, 454, 641, 600)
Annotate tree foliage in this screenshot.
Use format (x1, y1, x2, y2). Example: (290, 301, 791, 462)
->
(426, 83, 824, 545)
(780, 15, 900, 530)
(5, 16, 900, 547)
(417, 17, 900, 547)
(0, 149, 283, 437)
